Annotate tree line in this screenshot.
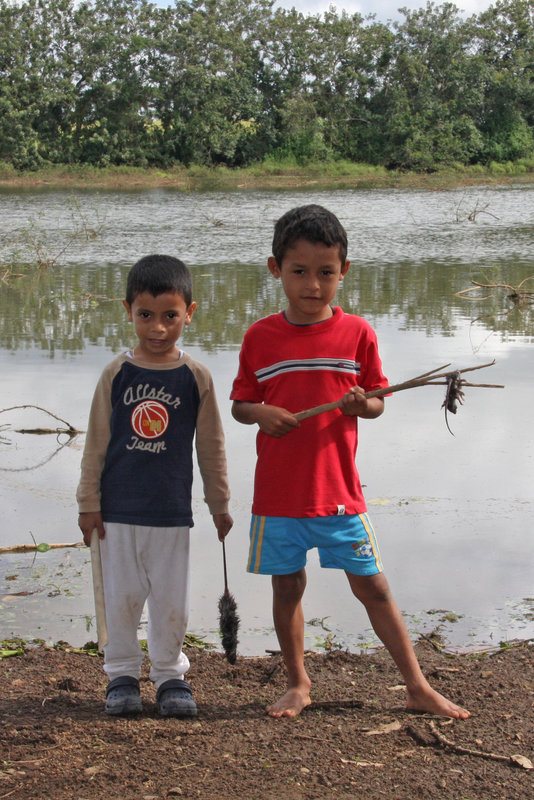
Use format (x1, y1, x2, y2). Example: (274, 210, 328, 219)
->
(1, 0, 533, 172)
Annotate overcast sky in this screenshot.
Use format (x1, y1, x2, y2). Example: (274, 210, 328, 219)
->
(274, 0, 494, 23)
(153, 1, 497, 25)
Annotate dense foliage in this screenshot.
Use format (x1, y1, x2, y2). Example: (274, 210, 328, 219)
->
(1, 0, 533, 171)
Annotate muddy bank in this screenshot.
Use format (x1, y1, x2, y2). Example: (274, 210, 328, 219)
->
(1, 639, 532, 799)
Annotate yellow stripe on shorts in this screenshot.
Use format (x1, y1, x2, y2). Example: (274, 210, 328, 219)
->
(248, 515, 266, 574)
(359, 512, 383, 572)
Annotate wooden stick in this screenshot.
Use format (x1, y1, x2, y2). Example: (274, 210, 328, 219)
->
(427, 721, 532, 767)
(0, 541, 84, 554)
(90, 529, 109, 651)
(294, 381, 420, 421)
(222, 539, 230, 593)
(294, 361, 499, 422)
(402, 363, 451, 380)
(425, 381, 504, 389)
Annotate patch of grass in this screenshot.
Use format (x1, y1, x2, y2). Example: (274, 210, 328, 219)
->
(2, 159, 534, 193)
(139, 632, 215, 652)
(0, 637, 27, 658)
(314, 632, 344, 652)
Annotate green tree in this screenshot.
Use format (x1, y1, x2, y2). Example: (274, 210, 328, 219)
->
(377, 2, 487, 169)
(252, 6, 327, 162)
(68, 0, 157, 166)
(148, 0, 274, 166)
(0, 0, 78, 168)
(309, 12, 395, 164)
(1, 0, 533, 171)
(473, 0, 534, 162)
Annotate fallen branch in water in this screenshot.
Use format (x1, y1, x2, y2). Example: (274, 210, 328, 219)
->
(15, 427, 79, 435)
(0, 542, 84, 554)
(295, 361, 503, 422)
(456, 276, 534, 306)
(0, 405, 83, 436)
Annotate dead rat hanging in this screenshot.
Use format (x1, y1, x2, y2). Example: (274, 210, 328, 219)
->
(442, 370, 465, 435)
(218, 540, 239, 664)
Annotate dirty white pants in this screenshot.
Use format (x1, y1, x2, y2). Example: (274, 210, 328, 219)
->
(99, 522, 190, 689)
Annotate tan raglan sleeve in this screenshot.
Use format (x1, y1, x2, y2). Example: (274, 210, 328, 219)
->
(187, 356, 231, 515)
(76, 356, 122, 513)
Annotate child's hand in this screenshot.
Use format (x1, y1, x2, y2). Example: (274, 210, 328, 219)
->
(213, 512, 233, 542)
(340, 387, 385, 419)
(256, 404, 300, 438)
(78, 511, 105, 546)
(232, 400, 299, 437)
(340, 386, 368, 416)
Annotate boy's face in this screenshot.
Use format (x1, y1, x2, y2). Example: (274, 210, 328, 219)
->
(123, 290, 196, 363)
(268, 238, 349, 325)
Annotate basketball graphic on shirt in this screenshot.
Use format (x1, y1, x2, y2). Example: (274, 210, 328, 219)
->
(131, 400, 169, 439)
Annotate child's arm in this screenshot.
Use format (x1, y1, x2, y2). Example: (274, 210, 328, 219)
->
(232, 400, 300, 438)
(340, 387, 385, 419)
(77, 363, 115, 546)
(191, 361, 232, 536)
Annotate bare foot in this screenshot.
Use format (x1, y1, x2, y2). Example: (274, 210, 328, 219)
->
(406, 685, 470, 719)
(266, 687, 311, 718)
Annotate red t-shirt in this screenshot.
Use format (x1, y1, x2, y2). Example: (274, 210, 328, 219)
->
(231, 307, 389, 518)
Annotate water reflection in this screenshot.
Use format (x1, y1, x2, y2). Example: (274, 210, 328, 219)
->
(1, 259, 533, 354)
(2, 185, 534, 352)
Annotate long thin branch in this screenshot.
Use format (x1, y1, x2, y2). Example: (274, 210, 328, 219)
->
(424, 381, 504, 388)
(15, 428, 78, 435)
(428, 721, 532, 769)
(295, 361, 500, 422)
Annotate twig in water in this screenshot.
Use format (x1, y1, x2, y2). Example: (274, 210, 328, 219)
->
(456, 276, 534, 328)
(0, 405, 82, 436)
(456, 276, 534, 305)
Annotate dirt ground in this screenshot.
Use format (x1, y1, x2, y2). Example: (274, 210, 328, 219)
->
(0, 639, 532, 800)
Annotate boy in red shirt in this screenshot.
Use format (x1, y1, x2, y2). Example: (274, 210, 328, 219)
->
(231, 205, 469, 720)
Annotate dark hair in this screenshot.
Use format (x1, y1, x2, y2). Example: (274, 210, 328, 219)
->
(125, 255, 193, 305)
(272, 204, 348, 266)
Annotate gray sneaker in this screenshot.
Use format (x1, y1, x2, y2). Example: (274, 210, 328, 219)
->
(156, 678, 198, 718)
(105, 676, 142, 715)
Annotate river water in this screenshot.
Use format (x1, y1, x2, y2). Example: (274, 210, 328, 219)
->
(1, 184, 533, 655)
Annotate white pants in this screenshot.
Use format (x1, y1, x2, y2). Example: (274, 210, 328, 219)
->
(100, 523, 191, 689)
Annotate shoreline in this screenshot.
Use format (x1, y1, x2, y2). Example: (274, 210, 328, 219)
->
(2, 164, 534, 193)
(2, 632, 532, 661)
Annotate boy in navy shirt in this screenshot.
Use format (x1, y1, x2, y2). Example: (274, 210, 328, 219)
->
(78, 255, 232, 716)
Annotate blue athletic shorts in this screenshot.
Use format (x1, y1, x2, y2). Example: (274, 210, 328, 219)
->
(247, 513, 383, 576)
